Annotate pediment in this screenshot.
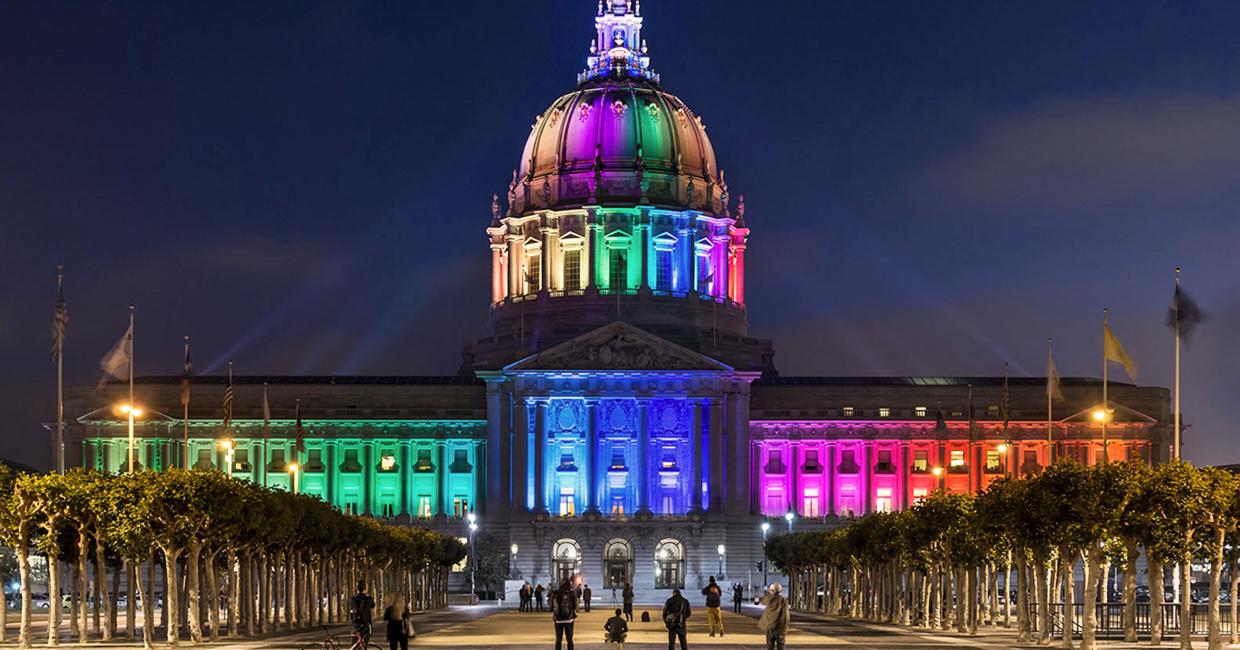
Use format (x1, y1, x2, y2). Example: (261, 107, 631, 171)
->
(505, 322, 733, 372)
(1061, 401, 1157, 424)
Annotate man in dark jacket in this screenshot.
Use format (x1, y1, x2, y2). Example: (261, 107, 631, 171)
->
(535, 583, 546, 612)
(582, 584, 593, 612)
(662, 588, 691, 650)
(732, 583, 744, 613)
(622, 583, 635, 621)
(552, 578, 579, 650)
(604, 607, 629, 644)
(701, 576, 724, 637)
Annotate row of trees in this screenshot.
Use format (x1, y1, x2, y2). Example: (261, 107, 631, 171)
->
(0, 467, 467, 648)
(764, 460, 1240, 650)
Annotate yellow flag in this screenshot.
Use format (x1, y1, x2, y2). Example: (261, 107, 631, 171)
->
(1104, 323, 1137, 381)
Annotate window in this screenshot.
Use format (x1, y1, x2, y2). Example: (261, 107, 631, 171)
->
(339, 449, 362, 473)
(415, 449, 435, 472)
(838, 449, 859, 474)
(559, 487, 575, 517)
(416, 496, 432, 519)
(268, 448, 286, 471)
(875, 450, 894, 473)
(878, 407, 891, 418)
(915, 406, 927, 417)
(803, 487, 820, 517)
(379, 452, 397, 472)
(305, 449, 325, 472)
(987, 404, 1001, 418)
(842, 406, 855, 417)
(696, 254, 711, 293)
(764, 449, 785, 473)
(557, 453, 577, 472)
(610, 494, 625, 516)
(803, 449, 821, 472)
(949, 450, 966, 472)
(655, 539, 685, 590)
(656, 249, 673, 291)
(838, 484, 857, 517)
(985, 451, 1002, 472)
(232, 448, 251, 473)
(913, 451, 929, 473)
(563, 249, 581, 290)
(450, 449, 473, 473)
(764, 485, 784, 515)
(876, 487, 893, 513)
(526, 253, 541, 293)
(609, 248, 627, 290)
(453, 497, 469, 518)
(912, 488, 928, 503)
(608, 447, 627, 471)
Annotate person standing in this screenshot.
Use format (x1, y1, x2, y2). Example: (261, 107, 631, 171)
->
(535, 583, 546, 612)
(382, 595, 413, 650)
(551, 578, 579, 650)
(622, 583, 635, 621)
(662, 588, 691, 650)
(521, 582, 532, 612)
(758, 583, 790, 650)
(701, 576, 724, 637)
(350, 580, 376, 646)
(582, 584, 593, 613)
(732, 583, 744, 613)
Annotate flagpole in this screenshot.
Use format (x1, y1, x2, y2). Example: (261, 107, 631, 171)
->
(1046, 337, 1054, 463)
(183, 336, 190, 468)
(128, 304, 136, 474)
(55, 265, 65, 474)
(1173, 267, 1181, 461)
(1102, 308, 1108, 463)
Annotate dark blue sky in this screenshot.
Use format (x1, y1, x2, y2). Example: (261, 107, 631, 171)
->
(2, 1, 1238, 469)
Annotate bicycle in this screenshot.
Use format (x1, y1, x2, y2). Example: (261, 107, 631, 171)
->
(300, 624, 384, 650)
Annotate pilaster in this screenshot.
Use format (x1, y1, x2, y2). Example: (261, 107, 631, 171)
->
(637, 400, 650, 513)
(585, 401, 600, 512)
(691, 401, 703, 512)
(534, 400, 548, 513)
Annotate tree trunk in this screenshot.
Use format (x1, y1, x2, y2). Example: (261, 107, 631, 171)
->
(1123, 540, 1139, 643)
(205, 551, 220, 640)
(68, 562, 79, 640)
(131, 557, 154, 650)
(1151, 556, 1164, 646)
(258, 552, 269, 634)
(144, 553, 155, 644)
(18, 535, 33, 649)
(1061, 555, 1075, 649)
(161, 546, 180, 645)
(226, 548, 239, 638)
(108, 559, 119, 638)
(186, 541, 203, 643)
(93, 538, 109, 641)
(1207, 530, 1224, 650)
(48, 552, 60, 646)
(1180, 553, 1193, 650)
(1017, 555, 1031, 641)
(1082, 548, 1102, 650)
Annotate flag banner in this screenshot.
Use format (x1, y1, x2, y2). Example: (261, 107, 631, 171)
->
(1104, 323, 1138, 381)
(51, 278, 68, 363)
(97, 323, 132, 390)
(222, 375, 235, 429)
(1047, 348, 1064, 401)
(1167, 284, 1207, 345)
(295, 399, 305, 453)
(262, 384, 271, 440)
(180, 342, 192, 407)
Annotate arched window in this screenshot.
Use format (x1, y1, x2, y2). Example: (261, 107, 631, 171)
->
(654, 538, 685, 589)
(603, 538, 633, 588)
(552, 538, 582, 584)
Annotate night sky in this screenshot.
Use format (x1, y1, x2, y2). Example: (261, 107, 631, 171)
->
(2, 1, 1238, 470)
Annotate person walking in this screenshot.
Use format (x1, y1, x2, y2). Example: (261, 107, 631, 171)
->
(701, 576, 724, 637)
(604, 607, 629, 646)
(535, 583, 546, 612)
(662, 588, 691, 650)
(582, 584, 593, 613)
(382, 595, 414, 650)
(732, 583, 744, 613)
(521, 582, 532, 612)
(551, 578, 579, 650)
(622, 583, 635, 621)
(350, 580, 376, 646)
(758, 583, 790, 650)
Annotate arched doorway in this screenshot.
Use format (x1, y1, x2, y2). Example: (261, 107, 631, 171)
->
(654, 538, 685, 590)
(552, 538, 582, 584)
(602, 538, 633, 588)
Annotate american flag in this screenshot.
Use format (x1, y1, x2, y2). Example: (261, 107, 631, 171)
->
(294, 398, 305, 453)
(180, 337, 192, 407)
(50, 268, 67, 363)
(222, 362, 234, 430)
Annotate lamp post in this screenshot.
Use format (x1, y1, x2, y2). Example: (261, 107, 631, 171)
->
(286, 462, 300, 495)
(117, 404, 142, 468)
(218, 438, 235, 477)
(784, 509, 795, 533)
(467, 511, 478, 603)
(717, 544, 726, 579)
(760, 521, 771, 588)
(996, 442, 1008, 477)
(510, 543, 519, 580)
(931, 465, 944, 490)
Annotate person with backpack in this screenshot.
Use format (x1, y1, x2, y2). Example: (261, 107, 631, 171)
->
(604, 607, 629, 646)
(701, 576, 724, 637)
(662, 588, 691, 650)
(551, 578, 579, 650)
(349, 580, 376, 646)
(622, 583, 635, 621)
(758, 583, 790, 650)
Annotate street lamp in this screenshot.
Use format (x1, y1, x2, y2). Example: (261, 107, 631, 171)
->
(467, 511, 478, 603)
(717, 544, 726, 579)
(286, 462, 300, 495)
(760, 521, 771, 589)
(510, 543, 519, 579)
(217, 438, 235, 477)
(784, 509, 795, 533)
(117, 403, 144, 473)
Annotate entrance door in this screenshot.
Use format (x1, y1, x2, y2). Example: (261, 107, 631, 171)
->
(552, 538, 581, 584)
(602, 538, 633, 588)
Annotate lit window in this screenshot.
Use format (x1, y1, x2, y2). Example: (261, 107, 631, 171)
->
(380, 453, 396, 472)
(842, 406, 855, 417)
(878, 407, 891, 418)
(949, 450, 966, 469)
(987, 404, 1001, 418)
(559, 487, 575, 517)
(912, 488, 928, 503)
(913, 451, 928, 472)
(986, 451, 1002, 472)
(453, 497, 469, 518)
(526, 254, 541, 293)
(875, 488, 893, 513)
(417, 496, 432, 519)
(803, 487, 820, 517)
(915, 406, 927, 417)
(656, 249, 673, 291)
(696, 254, 711, 293)
(610, 248, 627, 290)
(610, 495, 625, 516)
(563, 249, 581, 290)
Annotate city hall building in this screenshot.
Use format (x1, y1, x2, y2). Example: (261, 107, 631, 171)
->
(64, 1, 1173, 601)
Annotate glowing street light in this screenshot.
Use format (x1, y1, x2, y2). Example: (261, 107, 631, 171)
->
(286, 462, 300, 494)
(509, 543, 519, 579)
(717, 544, 726, 579)
(996, 443, 1008, 453)
(466, 512, 479, 603)
(931, 466, 943, 477)
(217, 438, 235, 477)
(116, 403, 145, 473)
(784, 509, 795, 533)
(760, 521, 771, 588)
(1092, 408, 1109, 422)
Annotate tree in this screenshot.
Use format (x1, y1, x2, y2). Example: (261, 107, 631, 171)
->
(470, 533, 511, 596)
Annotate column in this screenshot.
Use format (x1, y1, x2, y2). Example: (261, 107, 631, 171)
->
(540, 227, 554, 293)
(708, 399, 724, 511)
(474, 443, 486, 514)
(534, 401, 548, 513)
(679, 227, 693, 293)
(789, 444, 799, 515)
(726, 386, 751, 517)
(485, 383, 505, 514)
(326, 442, 336, 507)
(587, 218, 600, 291)
(862, 445, 872, 515)
(636, 401, 650, 512)
(732, 245, 746, 304)
(586, 402, 599, 512)
(749, 440, 761, 515)
(901, 444, 911, 510)
(399, 441, 410, 516)
(826, 446, 837, 517)
(438, 443, 449, 515)
(691, 401, 703, 512)
(638, 219, 651, 292)
(714, 239, 727, 298)
(363, 442, 374, 515)
(490, 244, 505, 303)
(507, 236, 521, 298)
(513, 399, 529, 515)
